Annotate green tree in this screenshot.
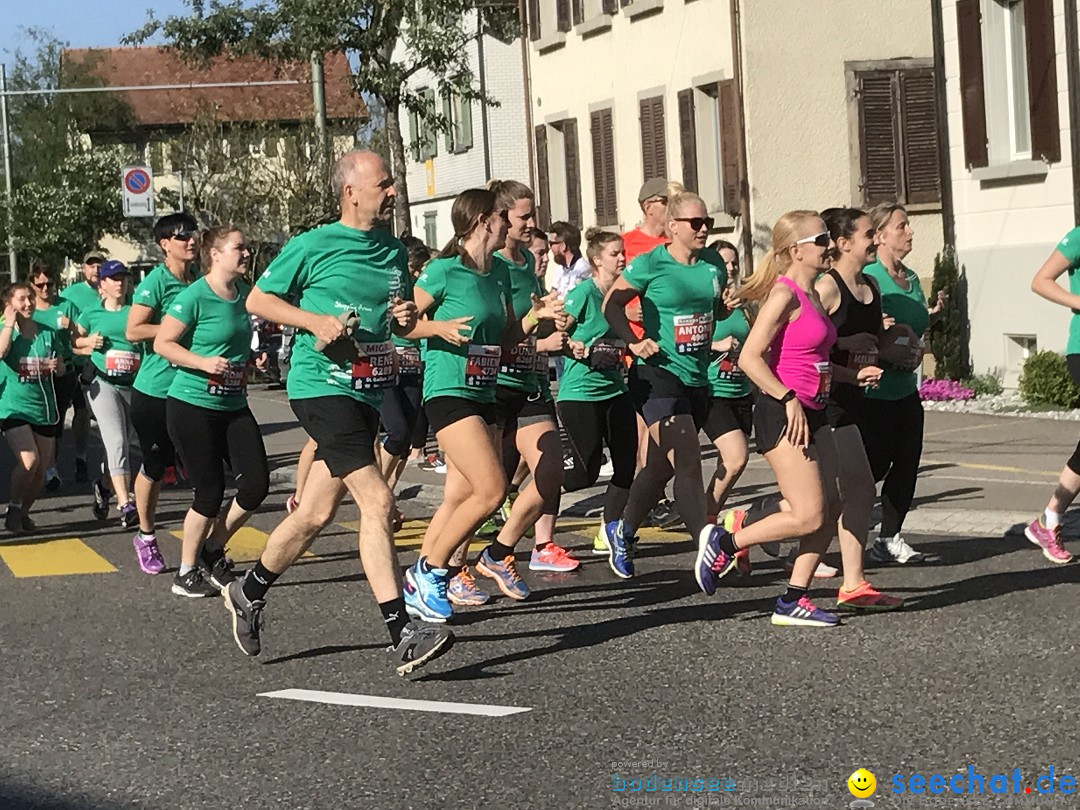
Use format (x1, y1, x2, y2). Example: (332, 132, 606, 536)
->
(129, 0, 520, 236)
(928, 247, 972, 381)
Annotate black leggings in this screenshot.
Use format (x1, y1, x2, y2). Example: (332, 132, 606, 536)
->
(166, 398, 270, 518)
(858, 392, 924, 537)
(379, 378, 422, 457)
(558, 393, 637, 492)
(1065, 356, 1080, 474)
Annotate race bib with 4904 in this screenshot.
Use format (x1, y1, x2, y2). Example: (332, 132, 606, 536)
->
(673, 313, 713, 355)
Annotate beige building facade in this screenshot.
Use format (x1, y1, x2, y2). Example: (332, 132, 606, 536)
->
(941, 0, 1079, 386)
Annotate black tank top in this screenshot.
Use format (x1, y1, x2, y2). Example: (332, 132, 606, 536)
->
(828, 268, 881, 370)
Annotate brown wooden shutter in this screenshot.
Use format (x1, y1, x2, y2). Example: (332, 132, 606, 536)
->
(639, 96, 666, 182)
(602, 0, 618, 12)
(592, 108, 617, 226)
(535, 125, 551, 229)
(956, 0, 988, 168)
(717, 79, 741, 216)
(528, 0, 541, 41)
(572, 0, 585, 25)
(562, 119, 582, 226)
(678, 89, 698, 194)
(639, 98, 655, 181)
(899, 69, 941, 204)
(621, 0, 633, 6)
(858, 71, 902, 204)
(557, 0, 572, 32)
(1025, 0, 1061, 163)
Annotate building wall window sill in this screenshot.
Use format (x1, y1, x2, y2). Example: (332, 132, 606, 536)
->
(575, 15, 613, 37)
(971, 160, 1050, 183)
(626, 0, 665, 20)
(535, 32, 567, 54)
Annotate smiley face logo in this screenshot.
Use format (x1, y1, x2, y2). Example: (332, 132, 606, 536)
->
(848, 769, 877, 798)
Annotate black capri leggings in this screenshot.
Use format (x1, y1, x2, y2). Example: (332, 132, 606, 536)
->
(165, 398, 270, 519)
(1064, 355, 1080, 475)
(858, 391, 924, 538)
(558, 392, 637, 491)
(380, 378, 423, 457)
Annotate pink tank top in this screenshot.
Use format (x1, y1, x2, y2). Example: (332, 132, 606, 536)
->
(768, 277, 837, 411)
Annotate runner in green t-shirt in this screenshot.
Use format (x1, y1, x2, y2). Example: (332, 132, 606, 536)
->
(73, 261, 142, 535)
(1024, 224, 1080, 564)
(224, 151, 450, 675)
(29, 265, 84, 491)
(601, 191, 727, 578)
(155, 227, 270, 599)
(0, 282, 65, 534)
(558, 229, 638, 555)
(125, 212, 200, 573)
(859, 204, 945, 566)
(407, 184, 565, 621)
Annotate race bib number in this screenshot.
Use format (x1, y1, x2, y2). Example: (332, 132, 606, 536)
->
(673, 313, 713, 354)
(715, 349, 744, 381)
(500, 337, 537, 375)
(351, 341, 396, 391)
(17, 357, 49, 382)
(466, 344, 501, 388)
(848, 347, 878, 371)
(208, 362, 248, 397)
(813, 361, 832, 406)
(589, 338, 626, 368)
(395, 345, 422, 378)
(104, 350, 140, 377)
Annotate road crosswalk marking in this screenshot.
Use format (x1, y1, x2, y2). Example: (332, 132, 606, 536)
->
(0, 537, 117, 577)
(167, 526, 315, 562)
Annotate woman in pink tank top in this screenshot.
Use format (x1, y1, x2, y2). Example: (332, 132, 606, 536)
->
(694, 210, 877, 628)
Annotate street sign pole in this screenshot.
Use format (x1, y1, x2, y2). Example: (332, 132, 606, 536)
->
(1, 64, 16, 282)
(121, 165, 155, 218)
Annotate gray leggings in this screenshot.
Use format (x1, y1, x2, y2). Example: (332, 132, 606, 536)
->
(85, 377, 134, 477)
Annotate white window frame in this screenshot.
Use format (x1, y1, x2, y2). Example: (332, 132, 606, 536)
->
(693, 85, 724, 215)
(982, 0, 1032, 164)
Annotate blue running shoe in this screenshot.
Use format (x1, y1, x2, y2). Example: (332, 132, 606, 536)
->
(601, 519, 634, 579)
(771, 594, 840, 628)
(404, 559, 452, 623)
(695, 525, 737, 596)
(475, 548, 530, 600)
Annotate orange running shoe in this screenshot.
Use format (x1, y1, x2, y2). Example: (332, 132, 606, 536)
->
(836, 580, 904, 612)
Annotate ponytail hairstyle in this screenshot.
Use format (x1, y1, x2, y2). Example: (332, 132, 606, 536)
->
(738, 210, 821, 303)
(584, 227, 622, 267)
(822, 207, 866, 255)
(438, 188, 498, 258)
(868, 202, 907, 235)
(486, 179, 534, 215)
(199, 225, 241, 269)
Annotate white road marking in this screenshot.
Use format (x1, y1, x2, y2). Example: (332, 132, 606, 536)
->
(258, 688, 532, 717)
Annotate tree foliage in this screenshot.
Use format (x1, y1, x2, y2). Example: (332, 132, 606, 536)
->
(129, 0, 521, 234)
(928, 247, 972, 381)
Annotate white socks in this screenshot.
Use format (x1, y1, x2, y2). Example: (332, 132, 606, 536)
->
(1044, 510, 1062, 529)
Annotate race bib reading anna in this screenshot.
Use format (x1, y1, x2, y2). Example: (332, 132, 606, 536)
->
(104, 350, 140, 377)
(673, 313, 713, 355)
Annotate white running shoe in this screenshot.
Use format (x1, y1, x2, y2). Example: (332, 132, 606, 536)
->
(867, 534, 926, 564)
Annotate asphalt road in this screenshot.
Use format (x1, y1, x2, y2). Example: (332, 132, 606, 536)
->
(1, 392, 1078, 809)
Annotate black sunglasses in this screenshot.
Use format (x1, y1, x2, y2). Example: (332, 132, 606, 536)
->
(31, 281, 55, 290)
(171, 230, 196, 242)
(673, 216, 715, 232)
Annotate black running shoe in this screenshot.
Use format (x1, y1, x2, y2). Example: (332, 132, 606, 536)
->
(119, 502, 138, 530)
(75, 458, 89, 483)
(92, 480, 110, 521)
(201, 549, 238, 590)
(171, 568, 219, 598)
(390, 621, 455, 676)
(223, 578, 264, 656)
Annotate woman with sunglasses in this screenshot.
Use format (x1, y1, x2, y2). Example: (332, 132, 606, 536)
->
(860, 204, 945, 565)
(28, 265, 80, 492)
(695, 211, 878, 627)
(155, 226, 270, 598)
(404, 187, 563, 622)
(126, 213, 199, 576)
(73, 260, 143, 534)
(601, 192, 727, 578)
(0, 282, 65, 534)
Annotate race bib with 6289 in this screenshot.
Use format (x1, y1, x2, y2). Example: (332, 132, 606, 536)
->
(673, 313, 713, 354)
(351, 341, 396, 391)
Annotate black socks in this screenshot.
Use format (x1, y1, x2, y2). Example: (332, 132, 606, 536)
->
(242, 560, 280, 602)
(781, 585, 808, 604)
(380, 597, 410, 646)
(486, 540, 515, 560)
(718, 531, 739, 557)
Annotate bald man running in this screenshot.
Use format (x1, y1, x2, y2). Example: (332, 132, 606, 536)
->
(223, 150, 454, 675)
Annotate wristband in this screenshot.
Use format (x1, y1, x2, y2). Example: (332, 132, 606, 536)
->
(779, 389, 796, 404)
(525, 311, 539, 328)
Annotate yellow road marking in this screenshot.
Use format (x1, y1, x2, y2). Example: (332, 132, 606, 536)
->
(168, 527, 315, 562)
(0, 538, 116, 577)
(948, 461, 1060, 477)
(923, 422, 998, 438)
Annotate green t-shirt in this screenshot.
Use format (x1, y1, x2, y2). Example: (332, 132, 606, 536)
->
(416, 255, 509, 404)
(708, 307, 752, 399)
(1055, 227, 1080, 355)
(558, 278, 627, 402)
(60, 280, 101, 314)
(77, 303, 142, 387)
(165, 278, 253, 411)
(494, 250, 544, 394)
(0, 319, 63, 425)
(864, 259, 930, 401)
(33, 299, 79, 366)
(256, 222, 410, 408)
(621, 245, 727, 388)
(131, 263, 198, 397)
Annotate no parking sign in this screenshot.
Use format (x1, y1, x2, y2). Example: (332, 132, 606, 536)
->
(122, 166, 155, 218)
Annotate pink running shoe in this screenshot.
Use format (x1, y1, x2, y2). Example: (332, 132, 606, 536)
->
(133, 532, 166, 575)
(784, 550, 839, 578)
(529, 543, 580, 572)
(1024, 518, 1073, 565)
(286, 495, 299, 514)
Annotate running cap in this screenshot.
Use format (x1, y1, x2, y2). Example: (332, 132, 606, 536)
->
(83, 251, 106, 264)
(638, 178, 669, 204)
(98, 259, 129, 279)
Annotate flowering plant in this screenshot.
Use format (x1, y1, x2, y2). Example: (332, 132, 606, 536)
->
(919, 378, 974, 401)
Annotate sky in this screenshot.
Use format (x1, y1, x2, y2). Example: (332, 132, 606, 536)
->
(1, 0, 191, 62)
